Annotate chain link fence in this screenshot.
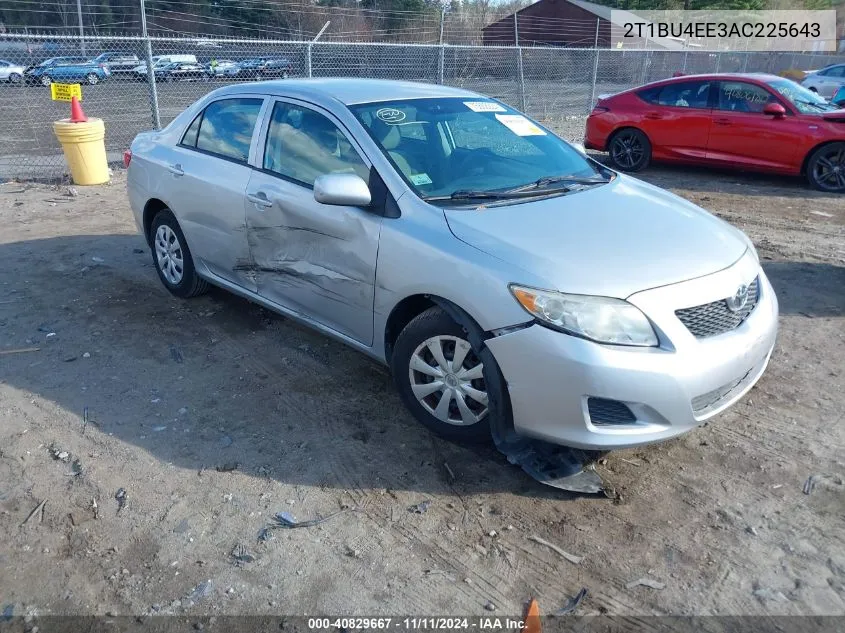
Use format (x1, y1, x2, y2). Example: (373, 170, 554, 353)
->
(1, 32, 844, 181)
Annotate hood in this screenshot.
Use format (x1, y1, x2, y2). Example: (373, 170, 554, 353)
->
(821, 108, 845, 122)
(443, 175, 748, 299)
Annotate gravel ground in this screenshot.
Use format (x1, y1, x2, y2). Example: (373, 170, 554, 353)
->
(0, 165, 843, 619)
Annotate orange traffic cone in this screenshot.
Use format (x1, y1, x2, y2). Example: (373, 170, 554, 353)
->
(69, 96, 87, 123)
(521, 598, 541, 633)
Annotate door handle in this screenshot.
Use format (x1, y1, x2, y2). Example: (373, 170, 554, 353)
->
(713, 118, 732, 126)
(167, 163, 184, 176)
(247, 191, 272, 208)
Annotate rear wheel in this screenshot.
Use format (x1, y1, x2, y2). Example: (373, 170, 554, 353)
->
(86, 73, 99, 85)
(391, 306, 496, 443)
(150, 209, 209, 298)
(608, 128, 651, 171)
(807, 142, 845, 193)
(8, 72, 21, 84)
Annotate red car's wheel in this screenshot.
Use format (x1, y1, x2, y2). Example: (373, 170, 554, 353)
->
(608, 128, 651, 172)
(807, 142, 845, 193)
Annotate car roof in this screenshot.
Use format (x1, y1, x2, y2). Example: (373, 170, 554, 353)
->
(647, 72, 784, 86)
(213, 78, 482, 106)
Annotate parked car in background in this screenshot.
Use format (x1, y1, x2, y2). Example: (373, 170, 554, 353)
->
(586, 73, 845, 193)
(126, 79, 777, 463)
(0, 59, 26, 84)
(205, 59, 241, 78)
(801, 63, 845, 98)
(158, 62, 209, 82)
(132, 54, 198, 79)
(255, 58, 293, 80)
(832, 85, 845, 107)
(25, 57, 110, 86)
(236, 58, 270, 78)
(90, 52, 140, 74)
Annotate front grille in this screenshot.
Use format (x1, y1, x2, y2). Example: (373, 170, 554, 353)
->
(676, 277, 759, 339)
(588, 397, 637, 426)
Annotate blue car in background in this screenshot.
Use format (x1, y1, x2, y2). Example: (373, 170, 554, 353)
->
(25, 57, 110, 86)
(833, 85, 845, 108)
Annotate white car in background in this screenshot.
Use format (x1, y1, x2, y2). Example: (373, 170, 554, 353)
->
(801, 63, 845, 98)
(0, 59, 26, 84)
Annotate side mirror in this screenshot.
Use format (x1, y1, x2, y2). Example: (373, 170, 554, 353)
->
(313, 173, 371, 207)
(763, 102, 786, 117)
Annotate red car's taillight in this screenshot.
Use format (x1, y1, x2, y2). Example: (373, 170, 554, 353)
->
(123, 149, 132, 168)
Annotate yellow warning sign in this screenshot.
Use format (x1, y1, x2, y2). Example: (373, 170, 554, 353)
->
(50, 83, 82, 102)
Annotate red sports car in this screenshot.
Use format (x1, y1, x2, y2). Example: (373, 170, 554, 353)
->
(585, 73, 845, 193)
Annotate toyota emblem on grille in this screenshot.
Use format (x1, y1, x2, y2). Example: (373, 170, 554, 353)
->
(726, 284, 749, 312)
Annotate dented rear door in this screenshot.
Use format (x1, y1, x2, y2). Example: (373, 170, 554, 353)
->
(242, 98, 381, 346)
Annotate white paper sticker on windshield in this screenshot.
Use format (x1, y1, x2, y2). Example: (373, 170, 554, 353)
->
(495, 114, 546, 136)
(464, 101, 507, 113)
(410, 173, 433, 186)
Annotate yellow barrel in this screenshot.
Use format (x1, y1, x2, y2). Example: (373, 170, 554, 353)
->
(53, 117, 110, 185)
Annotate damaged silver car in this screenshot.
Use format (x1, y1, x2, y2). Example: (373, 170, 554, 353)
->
(126, 79, 778, 491)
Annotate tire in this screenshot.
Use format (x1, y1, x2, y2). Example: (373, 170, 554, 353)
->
(607, 127, 651, 172)
(806, 142, 845, 193)
(150, 209, 209, 298)
(8, 72, 22, 84)
(391, 306, 504, 443)
(86, 73, 99, 85)
(40, 75, 52, 87)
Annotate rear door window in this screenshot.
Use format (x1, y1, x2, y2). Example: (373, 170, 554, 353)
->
(193, 98, 263, 163)
(656, 81, 711, 108)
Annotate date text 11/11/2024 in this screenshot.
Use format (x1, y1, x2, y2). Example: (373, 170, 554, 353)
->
(307, 618, 528, 630)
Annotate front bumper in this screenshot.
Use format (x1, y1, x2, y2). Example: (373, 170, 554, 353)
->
(486, 253, 778, 450)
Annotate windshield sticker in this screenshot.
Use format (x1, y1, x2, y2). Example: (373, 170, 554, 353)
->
(410, 173, 433, 186)
(464, 101, 507, 113)
(376, 107, 406, 124)
(495, 114, 546, 136)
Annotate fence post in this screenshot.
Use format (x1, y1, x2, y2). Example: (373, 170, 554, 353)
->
(76, 0, 86, 56)
(682, 49, 688, 73)
(307, 43, 313, 78)
(437, 8, 445, 84)
(588, 18, 600, 113)
(139, 0, 160, 130)
(514, 13, 526, 112)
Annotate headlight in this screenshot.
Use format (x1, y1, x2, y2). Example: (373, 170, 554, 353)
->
(510, 285, 658, 347)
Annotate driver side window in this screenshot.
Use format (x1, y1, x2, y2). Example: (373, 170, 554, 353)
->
(717, 81, 779, 114)
(263, 102, 369, 187)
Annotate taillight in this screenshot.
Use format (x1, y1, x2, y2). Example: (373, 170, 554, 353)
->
(123, 150, 132, 168)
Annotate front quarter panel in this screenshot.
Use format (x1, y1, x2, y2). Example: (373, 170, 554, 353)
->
(374, 193, 546, 358)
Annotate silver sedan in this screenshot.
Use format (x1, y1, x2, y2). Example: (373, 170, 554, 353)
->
(126, 78, 778, 456)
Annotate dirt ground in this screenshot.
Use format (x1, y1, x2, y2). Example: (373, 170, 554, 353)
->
(0, 164, 843, 619)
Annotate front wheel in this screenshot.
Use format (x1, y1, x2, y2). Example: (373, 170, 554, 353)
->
(86, 73, 99, 85)
(150, 209, 209, 298)
(40, 75, 52, 87)
(807, 142, 845, 193)
(608, 128, 651, 172)
(391, 306, 496, 442)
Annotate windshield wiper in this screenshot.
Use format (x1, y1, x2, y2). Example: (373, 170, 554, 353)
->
(422, 188, 569, 202)
(505, 175, 610, 193)
(795, 99, 832, 111)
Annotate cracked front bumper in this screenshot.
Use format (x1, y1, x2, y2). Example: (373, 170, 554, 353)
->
(486, 257, 778, 450)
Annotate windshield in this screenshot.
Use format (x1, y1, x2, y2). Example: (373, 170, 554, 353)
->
(349, 97, 603, 201)
(767, 78, 840, 113)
